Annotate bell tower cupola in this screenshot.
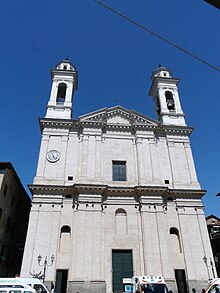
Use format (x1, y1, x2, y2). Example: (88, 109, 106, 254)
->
(45, 58, 78, 119)
(149, 66, 186, 126)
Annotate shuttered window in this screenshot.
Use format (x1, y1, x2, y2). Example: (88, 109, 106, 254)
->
(112, 161, 126, 181)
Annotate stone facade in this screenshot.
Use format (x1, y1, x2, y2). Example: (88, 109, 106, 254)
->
(206, 215, 220, 277)
(0, 162, 30, 277)
(21, 60, 215, 293)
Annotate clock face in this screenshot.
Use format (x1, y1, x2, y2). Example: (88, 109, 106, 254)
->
(46, 150, 60, 163)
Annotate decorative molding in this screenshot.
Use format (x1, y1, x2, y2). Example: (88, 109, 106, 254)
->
(29, 183, 206, 199)
(39, 107, 193, 137)
(39, 118, 74, 131)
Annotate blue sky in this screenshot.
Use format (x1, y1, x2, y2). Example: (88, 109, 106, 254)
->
(0, 0, 219, 217)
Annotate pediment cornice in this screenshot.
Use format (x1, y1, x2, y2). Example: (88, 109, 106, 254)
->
(78, 106, 158, 130)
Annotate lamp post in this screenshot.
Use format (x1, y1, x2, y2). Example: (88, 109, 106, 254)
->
(203, 256, 215, 279)
(37, 254, 55, 282)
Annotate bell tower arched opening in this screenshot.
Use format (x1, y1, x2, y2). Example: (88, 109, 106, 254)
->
(165, 91, 175, 111)
(56, 83, 67, 104)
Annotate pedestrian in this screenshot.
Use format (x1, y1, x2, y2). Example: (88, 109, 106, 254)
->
(51, 282, 54, 293)
(215, 287, 219, 293)
(201, 289, 205, 293)
(192, 288, 196, 293)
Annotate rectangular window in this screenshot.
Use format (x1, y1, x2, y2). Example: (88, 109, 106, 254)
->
(112, 161, 126, 181)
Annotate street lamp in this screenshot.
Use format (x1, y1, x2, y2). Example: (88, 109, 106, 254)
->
(37, 254, 55, 282)
(203, 256, 215, 279)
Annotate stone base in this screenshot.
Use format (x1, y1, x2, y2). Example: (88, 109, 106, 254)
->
(166, 279, 209, 293)
(67, 281, 106, 293)
(187, 280, 209, 293)
(166, 279, 178, 293)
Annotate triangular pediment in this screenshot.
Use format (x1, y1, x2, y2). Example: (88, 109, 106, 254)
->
(79, 106, 158, 127)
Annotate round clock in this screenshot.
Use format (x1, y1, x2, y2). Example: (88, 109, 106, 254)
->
(46, 150, 60, 163)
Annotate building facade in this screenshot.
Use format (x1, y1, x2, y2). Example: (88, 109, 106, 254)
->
(0, 162, 31, 277)
(206, 215, 220, 277)
(21, 60, 215, 293)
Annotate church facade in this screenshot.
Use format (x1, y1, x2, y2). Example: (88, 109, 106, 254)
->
(21, 59, 214, 293)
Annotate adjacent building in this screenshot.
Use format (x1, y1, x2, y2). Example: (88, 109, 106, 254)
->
(0, 162, 31, 277)
(21, 60, 215, 293)
(206, 215, 220, 277)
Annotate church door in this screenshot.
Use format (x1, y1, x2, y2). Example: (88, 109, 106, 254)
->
(54, 269, 68, 293)
(174, 269, 187, 293)
(112, 250, 133, 293)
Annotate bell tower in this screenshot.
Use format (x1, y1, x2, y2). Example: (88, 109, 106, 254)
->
(46, 58, 78, 119)
(149, 66, 186, 126)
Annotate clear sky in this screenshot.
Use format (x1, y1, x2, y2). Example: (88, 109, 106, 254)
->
(0, 0, 219, 217)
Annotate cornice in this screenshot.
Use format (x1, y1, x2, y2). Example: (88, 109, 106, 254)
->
(39, 118, 75, 131)
(29, 183, 206, 199)
(79, 122, 157, 133)
(74, 184, 108, 194)
(168, 189, 206, 197)
(39, 105, 193, 138)
(156, 124, 194, 136)
(149, 77, 179, 96)
(39, 117, 193, 138)
(79, 121, 105, 129)
(28, 184, 72, 195)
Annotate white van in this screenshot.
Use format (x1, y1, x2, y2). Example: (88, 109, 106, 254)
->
(0, 279, 49, 293)
(0, 289, 35, 293)
(131, 275, 168, 293)
(205, 278, 220, 293)
(0, 282, 35, 293)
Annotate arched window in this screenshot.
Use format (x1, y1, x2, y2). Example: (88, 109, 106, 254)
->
(59, 225, 71, 252)
(115, 208, 127, 234)
(115, 208, 127, 216)
(61, 225, 71, 234)
(165, 91, 175, 111)
(56, 83, 67, 104)
(170, 227, 179, 235)
(170, 227, 182, 253)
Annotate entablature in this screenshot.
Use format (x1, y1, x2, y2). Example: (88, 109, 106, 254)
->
(29, 183, 205, 199)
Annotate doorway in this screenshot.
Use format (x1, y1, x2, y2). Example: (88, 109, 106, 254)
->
(112, 250, 133, 293)
(174, 269, 187, 293)
(54, 269, 68, 293)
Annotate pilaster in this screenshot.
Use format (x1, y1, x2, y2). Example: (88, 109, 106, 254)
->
(34, 134, 49, 183)
(149, 138, 161, 184)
